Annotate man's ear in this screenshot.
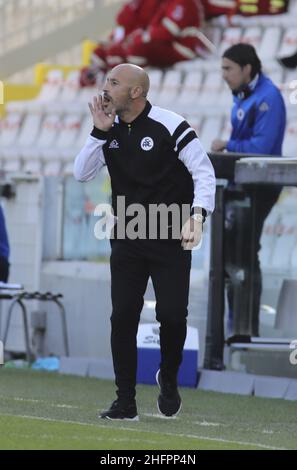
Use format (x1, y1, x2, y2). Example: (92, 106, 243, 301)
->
(130, 85, 143, 99)
(244, 63, 252, 78)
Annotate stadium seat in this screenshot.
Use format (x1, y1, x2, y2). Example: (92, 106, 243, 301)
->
(204, 26, 222, 53)
(199, 116, 223, 151)
(218, 27, 242, 56)
(220, 116, 232, 142)
(46, 70, 80, 113)
(63, 161, 74, 175)
(282, 70, 297, 113)
(1, 114, 42, 161)
(277, 27, 297, 61)
(258, 26, 282, 61)
(259, 209, 282, 270)
(60, 114, 93, 162)
(241, 26, 262, 49)
(187, 115, 202, 136)
(266, 68, 283, 89)
(174, 71, 203, 113)
(147, 69, 163, 104)
(270, 213, 297, 269)
(282, 118, 297, 156)
(157, 70, 182, 107)
(275, 279, 297, 334)
(43, 160, 62, 175)
(0, 112, 22, 146)
(198, 71, 223, 107)
(21, 113, 61, 165)
(68, 86, 97, 114)
(41, 114, 82, 161)
(7, 69, 64, 113)
(0, 112, 23, 167)
(290, 243, 297, 275)
(22, 159, 43, 174)
(218, 80, 233, 108)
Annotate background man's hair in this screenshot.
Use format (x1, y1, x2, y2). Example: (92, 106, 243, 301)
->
(223, 43, 262, 79)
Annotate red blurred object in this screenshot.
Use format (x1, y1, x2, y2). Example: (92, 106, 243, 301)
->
(79, 66, 97, 87)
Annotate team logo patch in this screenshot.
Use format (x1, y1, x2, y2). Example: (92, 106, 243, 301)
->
(141, 137, 154, 151)
(237, 108, 245, 121)
(259, 102, 269, 112)
(109, 139, 119, 149)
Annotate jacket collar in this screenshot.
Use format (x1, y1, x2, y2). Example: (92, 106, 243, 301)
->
(117, 101, 152, 126)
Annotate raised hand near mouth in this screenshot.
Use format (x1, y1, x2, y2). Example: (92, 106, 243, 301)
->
(88, 95, 116, 132)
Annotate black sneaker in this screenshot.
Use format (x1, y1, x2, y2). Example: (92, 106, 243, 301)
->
(156, 369, 182, 417)
(99, 399, 139, 421)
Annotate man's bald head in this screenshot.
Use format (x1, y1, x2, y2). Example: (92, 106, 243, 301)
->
(111, 64, 150, 98)
(102, 63, 150, 121)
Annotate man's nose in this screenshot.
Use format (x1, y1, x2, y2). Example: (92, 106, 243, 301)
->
(103, 81, 110, 92)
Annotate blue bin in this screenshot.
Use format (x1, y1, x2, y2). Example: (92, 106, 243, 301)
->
(136, 323, 199, 388)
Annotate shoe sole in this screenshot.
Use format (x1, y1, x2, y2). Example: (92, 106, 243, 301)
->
(155, 369, 182, 418)
(100, 415, 139, 421)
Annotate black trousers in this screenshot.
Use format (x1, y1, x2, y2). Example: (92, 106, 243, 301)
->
(0, 256, 9, 283)
(225, 185, 282, 336)
(110, 238, 192, 403)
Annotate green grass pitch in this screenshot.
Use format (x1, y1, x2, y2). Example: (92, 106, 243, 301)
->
(0, 369, 295, 450)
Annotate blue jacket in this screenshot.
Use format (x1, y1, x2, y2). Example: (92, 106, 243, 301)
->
(0, 206, 9, 260)
(226, 73, 286, 156)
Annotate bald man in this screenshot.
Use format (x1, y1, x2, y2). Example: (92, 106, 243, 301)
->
(74, 64, 215, 420)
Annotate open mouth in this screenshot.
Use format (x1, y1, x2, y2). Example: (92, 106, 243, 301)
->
(103, 94, 112, 106)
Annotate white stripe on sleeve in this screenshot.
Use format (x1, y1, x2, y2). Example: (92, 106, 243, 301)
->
(74, 135, 106, 182)
(178, 138, 216, 214)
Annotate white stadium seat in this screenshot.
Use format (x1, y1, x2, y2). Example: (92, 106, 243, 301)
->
(218, 80, 233, 108)
(186, 115, 203, 136)
(68, 86, 97, 114)
(0, 112, 22, 147)
(0, 112, 23, 169)
(258, 26, 282, 61)
(277, 27, 297, 60)
(147, 69, 163, 104)
(21, 113, 62, 171)
(46, 70, 80, 113)
(270, 213, 297, 269)
(157, 70, 182, 107)
(22, 159, 43, 174)
(7, 69, 64, 113)
(41, 114, 82, 161)
(241, 26, 262, 49)
(60, 113, 93, 162)
(259, 209, 282, 270)
(1, 114, 42, 160)
(282, 119, 297, 157)
(174, 71, 203, 113)
(199, 116, 223, 151)
(218, 27, 242, 56)
(220, 116, 232, 142)
(198, 71, 223, 107)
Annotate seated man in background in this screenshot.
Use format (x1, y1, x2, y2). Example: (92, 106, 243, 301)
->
(80, 0, 213, 87)
(80, 0, 158, 86)
(211, 43, 286, 338)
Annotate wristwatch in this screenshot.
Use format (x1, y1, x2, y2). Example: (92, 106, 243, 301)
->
(191, 207, 207, 223)
(191, 213, 204, 223)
